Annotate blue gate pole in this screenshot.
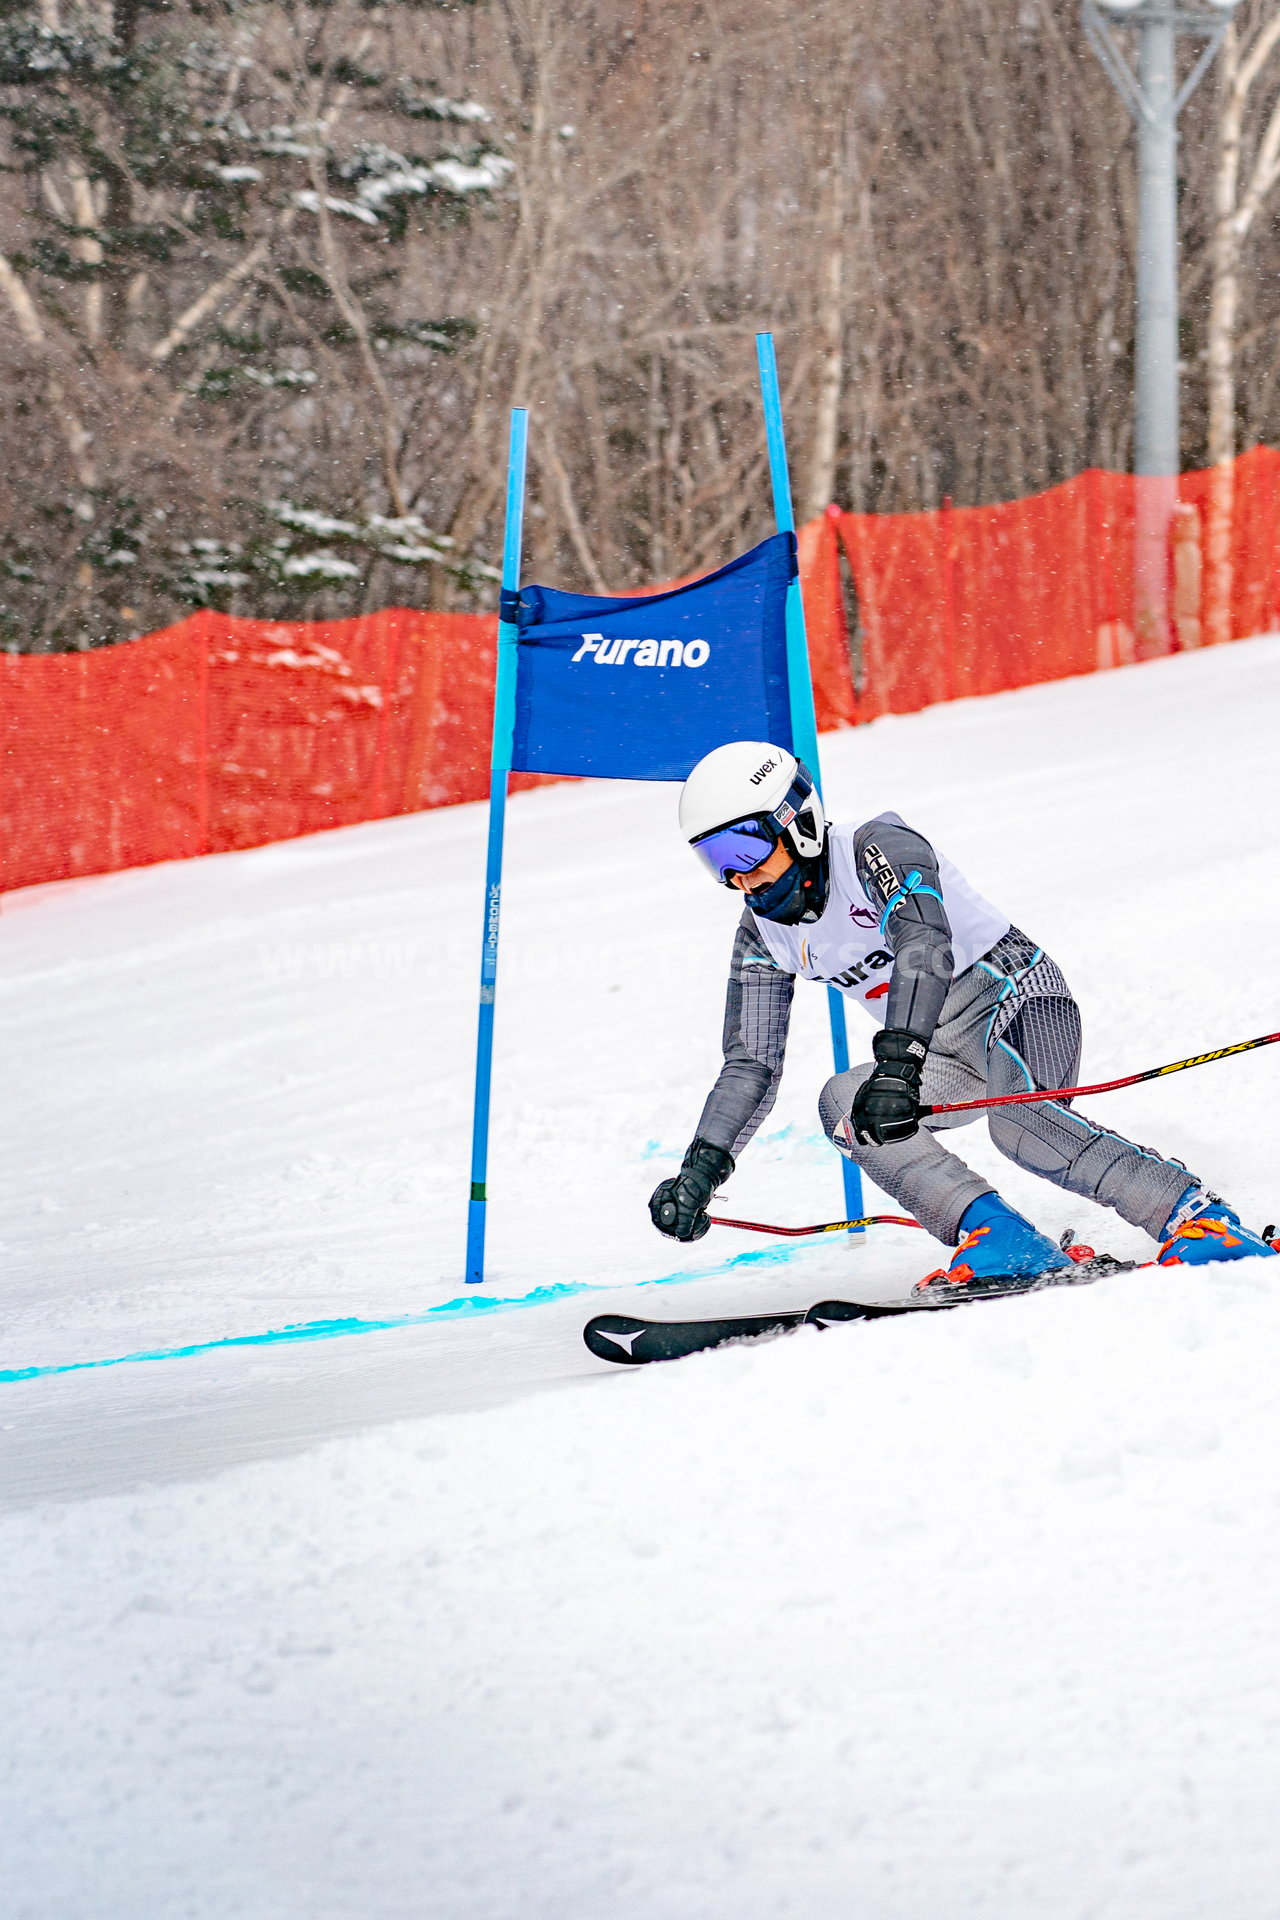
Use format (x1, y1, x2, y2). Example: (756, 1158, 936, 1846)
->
(465, 408, 529, 1284)
(755, 334, 864, 1236)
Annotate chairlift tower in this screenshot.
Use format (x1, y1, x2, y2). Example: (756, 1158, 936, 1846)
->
(1082, 0, 1240, 645)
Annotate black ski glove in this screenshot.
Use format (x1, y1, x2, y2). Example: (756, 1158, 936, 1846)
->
(649, 1139, 735, 1241)
(851, 1028, 928, 1146)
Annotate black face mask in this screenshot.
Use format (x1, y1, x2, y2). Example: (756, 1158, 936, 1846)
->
(746, 845, 829, 925)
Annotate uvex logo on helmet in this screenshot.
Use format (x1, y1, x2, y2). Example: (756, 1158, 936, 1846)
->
(570, 633, 711, 669)
(749, 758, 777, 786)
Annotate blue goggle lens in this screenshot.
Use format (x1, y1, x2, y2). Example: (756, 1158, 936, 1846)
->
(691, 818, 778, 885)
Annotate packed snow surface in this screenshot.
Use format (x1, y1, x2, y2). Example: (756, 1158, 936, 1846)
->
(3, 637, 1280, 1917)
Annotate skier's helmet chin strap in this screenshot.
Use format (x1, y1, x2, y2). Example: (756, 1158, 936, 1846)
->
(678, 740, 830, 924)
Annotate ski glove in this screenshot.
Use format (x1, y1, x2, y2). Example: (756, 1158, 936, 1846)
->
(649, 1139, 735, 1241)
(851, 1028, 928, 1146)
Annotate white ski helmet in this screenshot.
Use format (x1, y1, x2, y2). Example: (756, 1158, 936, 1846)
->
(678, 741, 826, 886)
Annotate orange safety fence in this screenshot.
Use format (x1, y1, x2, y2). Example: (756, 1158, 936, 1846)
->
(3, 447, 1279, 895)
(828, 444, 1280, 721)
(0, 607, 535, 896)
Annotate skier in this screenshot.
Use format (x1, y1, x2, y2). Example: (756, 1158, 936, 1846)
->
(649, 740, 1276, 1291)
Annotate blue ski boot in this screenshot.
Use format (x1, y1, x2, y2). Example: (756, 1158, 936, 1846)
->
(915, 1192, 1073, 1300)
(1157, 1186, 1278, 1267)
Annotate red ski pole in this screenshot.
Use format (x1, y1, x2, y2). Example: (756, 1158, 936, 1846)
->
(710, 1212, 924, 1238)
(922, 1027, 1280, 1117)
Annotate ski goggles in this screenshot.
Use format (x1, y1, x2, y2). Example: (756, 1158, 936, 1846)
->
(690, 815, 784, 886)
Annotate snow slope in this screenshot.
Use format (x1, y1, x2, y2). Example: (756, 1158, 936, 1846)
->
(3, 637, 1280, 1916)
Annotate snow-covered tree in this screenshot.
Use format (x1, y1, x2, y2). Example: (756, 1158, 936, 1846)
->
(0, 0, 509, 644)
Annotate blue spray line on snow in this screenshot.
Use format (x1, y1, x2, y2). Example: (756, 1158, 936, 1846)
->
(0, 1237, 828, 1386)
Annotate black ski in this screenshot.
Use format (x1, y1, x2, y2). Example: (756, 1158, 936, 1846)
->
(583, 1255, 1143, 1366)
(583, 1297, 911, 1366)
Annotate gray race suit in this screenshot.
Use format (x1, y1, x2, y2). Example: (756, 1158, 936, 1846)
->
(692, 815, 1195, 1247)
